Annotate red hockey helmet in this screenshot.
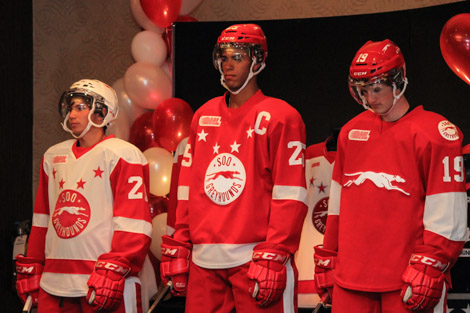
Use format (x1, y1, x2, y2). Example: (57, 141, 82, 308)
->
(213, 24, 268, 70)
(348, 39, 407, 105)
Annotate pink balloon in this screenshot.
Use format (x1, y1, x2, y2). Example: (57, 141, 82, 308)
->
(129, 112, 160, 152)
(124, 61, 172, 110)
(140, 0, 182, 28)
(130, 0, 164, 33)
(440, 13, 470, 85)
(152, 98, 194, 152)
(131, 31, 167, 66)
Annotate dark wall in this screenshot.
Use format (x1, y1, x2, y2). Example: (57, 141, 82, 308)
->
(0, 1, 33, 311)
(173, 2, 470, 147)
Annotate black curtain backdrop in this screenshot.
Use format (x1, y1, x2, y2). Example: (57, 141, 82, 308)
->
(173, 2, 470, 148)
(0, 1, 33, 312)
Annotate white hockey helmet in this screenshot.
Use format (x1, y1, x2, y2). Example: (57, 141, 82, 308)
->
(59, 79, 118, 138)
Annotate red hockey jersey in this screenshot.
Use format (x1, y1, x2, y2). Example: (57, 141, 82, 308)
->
(324, 106, 467, 291)
(173, 90, 307, 269)
(27, 136, 152, 297)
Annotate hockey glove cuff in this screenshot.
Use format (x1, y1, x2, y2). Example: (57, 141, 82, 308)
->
(86, 256, 131, 311)
(247, 242, 290, 307)
(160, 235, 191, 296)
(15, 254, 44, 306)
(401, 251, 449, 311)
(313, 245, 336, 304)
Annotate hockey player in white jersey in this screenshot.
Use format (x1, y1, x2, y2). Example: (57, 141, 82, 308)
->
(160, 24, 307, 313)
(314, 39, 467, 313)
(15, 79, 152, 312)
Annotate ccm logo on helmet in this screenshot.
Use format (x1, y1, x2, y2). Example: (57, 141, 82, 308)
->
(410, 254, 449, 272)
(252, 252, 288, 263)
(353, 71, 368, 76)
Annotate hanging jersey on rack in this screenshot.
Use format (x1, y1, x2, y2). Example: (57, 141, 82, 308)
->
(295, 137, 336, 308)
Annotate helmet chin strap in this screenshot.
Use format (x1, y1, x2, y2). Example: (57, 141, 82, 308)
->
(359, 78, 408, 116)
(218, 56, 265, 95)
(61, 104, 106, 139)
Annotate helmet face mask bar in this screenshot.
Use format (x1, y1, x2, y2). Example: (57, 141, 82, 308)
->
(213, 24, 268, 95)
(59, 79, 118, 138)
(348, 39, 408, 112)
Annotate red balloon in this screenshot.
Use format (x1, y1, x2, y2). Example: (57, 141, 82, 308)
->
(440, 13, 470, 86)
(129, 112, 160, 152)
(140, 0, 182, 28)
(149, 194, 169, 218)
(153, 98, 194, 152)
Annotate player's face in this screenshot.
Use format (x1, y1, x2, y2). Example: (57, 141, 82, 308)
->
(67, 96, 91, 135)
(357, 82, 395, 115)
(220, 47, 251, 91)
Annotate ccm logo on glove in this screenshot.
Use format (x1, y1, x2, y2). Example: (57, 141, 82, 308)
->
(252, 252, 288, 264)
(95, 261, 130, 276)
(409, 254, 449, 271)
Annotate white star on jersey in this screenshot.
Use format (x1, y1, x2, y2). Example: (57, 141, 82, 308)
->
(230, 141, 241, 153)
(213, 143, 220, 154)
(246, 127, 254, 138)
(198, 129, 208, 142)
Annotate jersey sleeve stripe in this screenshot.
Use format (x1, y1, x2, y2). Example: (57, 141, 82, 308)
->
(32, 213, 49, 228)
(272, 185, 307, 206)
(424, 191, 468, 241)
(114, 216, 152, 238)
(178, 186, 189, 200)
(328, 180, 341, 216)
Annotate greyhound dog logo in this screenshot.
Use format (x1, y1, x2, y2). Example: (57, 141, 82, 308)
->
(343, 171, 410, 196)
(205, 153, 246, 205)
(53, 190, 91, 238)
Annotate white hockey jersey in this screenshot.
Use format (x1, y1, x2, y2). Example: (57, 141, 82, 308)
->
(173, 90, 308, 269)
(295, 140, 336, 308)
(27, 136, 153, 297)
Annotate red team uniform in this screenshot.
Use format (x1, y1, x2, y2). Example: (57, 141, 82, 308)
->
(174, 90, 307, 312)
(295, 140, 335, 308)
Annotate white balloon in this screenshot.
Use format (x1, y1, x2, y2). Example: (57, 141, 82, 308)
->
(129, 0, 164, 34)
(150, 213, 168, 260)
(161, 58, 173, 80)
(112, 78, 150, 125)
(107, 108, 130, 141)
(143, 147, 173, 196)
(124, 62, 172, 110)
(180, 0, 203, 15)
(132, 31, 167, 66)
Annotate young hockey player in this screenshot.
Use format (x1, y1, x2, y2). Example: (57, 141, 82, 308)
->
(160, 24, 308, 313)
(314, 39, 467, 313)
(15, 79, 152, 312)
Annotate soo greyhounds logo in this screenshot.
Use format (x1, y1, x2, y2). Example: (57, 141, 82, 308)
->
(205, 153, 246, 205)
(53, 189, 90, 238)
(343, 171, 410, 196)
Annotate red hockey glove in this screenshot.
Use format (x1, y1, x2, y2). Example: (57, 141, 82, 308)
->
(401, 252, 449, 311)
(313, 245, 336, 304)
(15, 254, 44, 306)
(247, 242, 290, 307)
(160, 235, 191, 296)
(86, 257, 131, 311)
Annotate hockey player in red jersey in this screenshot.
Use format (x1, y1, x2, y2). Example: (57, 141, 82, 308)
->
(160, 24, 308, 312)
(15, 79, 152, 312)
(314, 39, 467, 313)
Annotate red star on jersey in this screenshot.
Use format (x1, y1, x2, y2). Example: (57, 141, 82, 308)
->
(52, 168, 57, 179)
(59, 178, 65, 189)
(94, 167, 104, 178)
(77, 178, 86, 189)
(310, 177, 315, 186)
(317, 182, 327, 193)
